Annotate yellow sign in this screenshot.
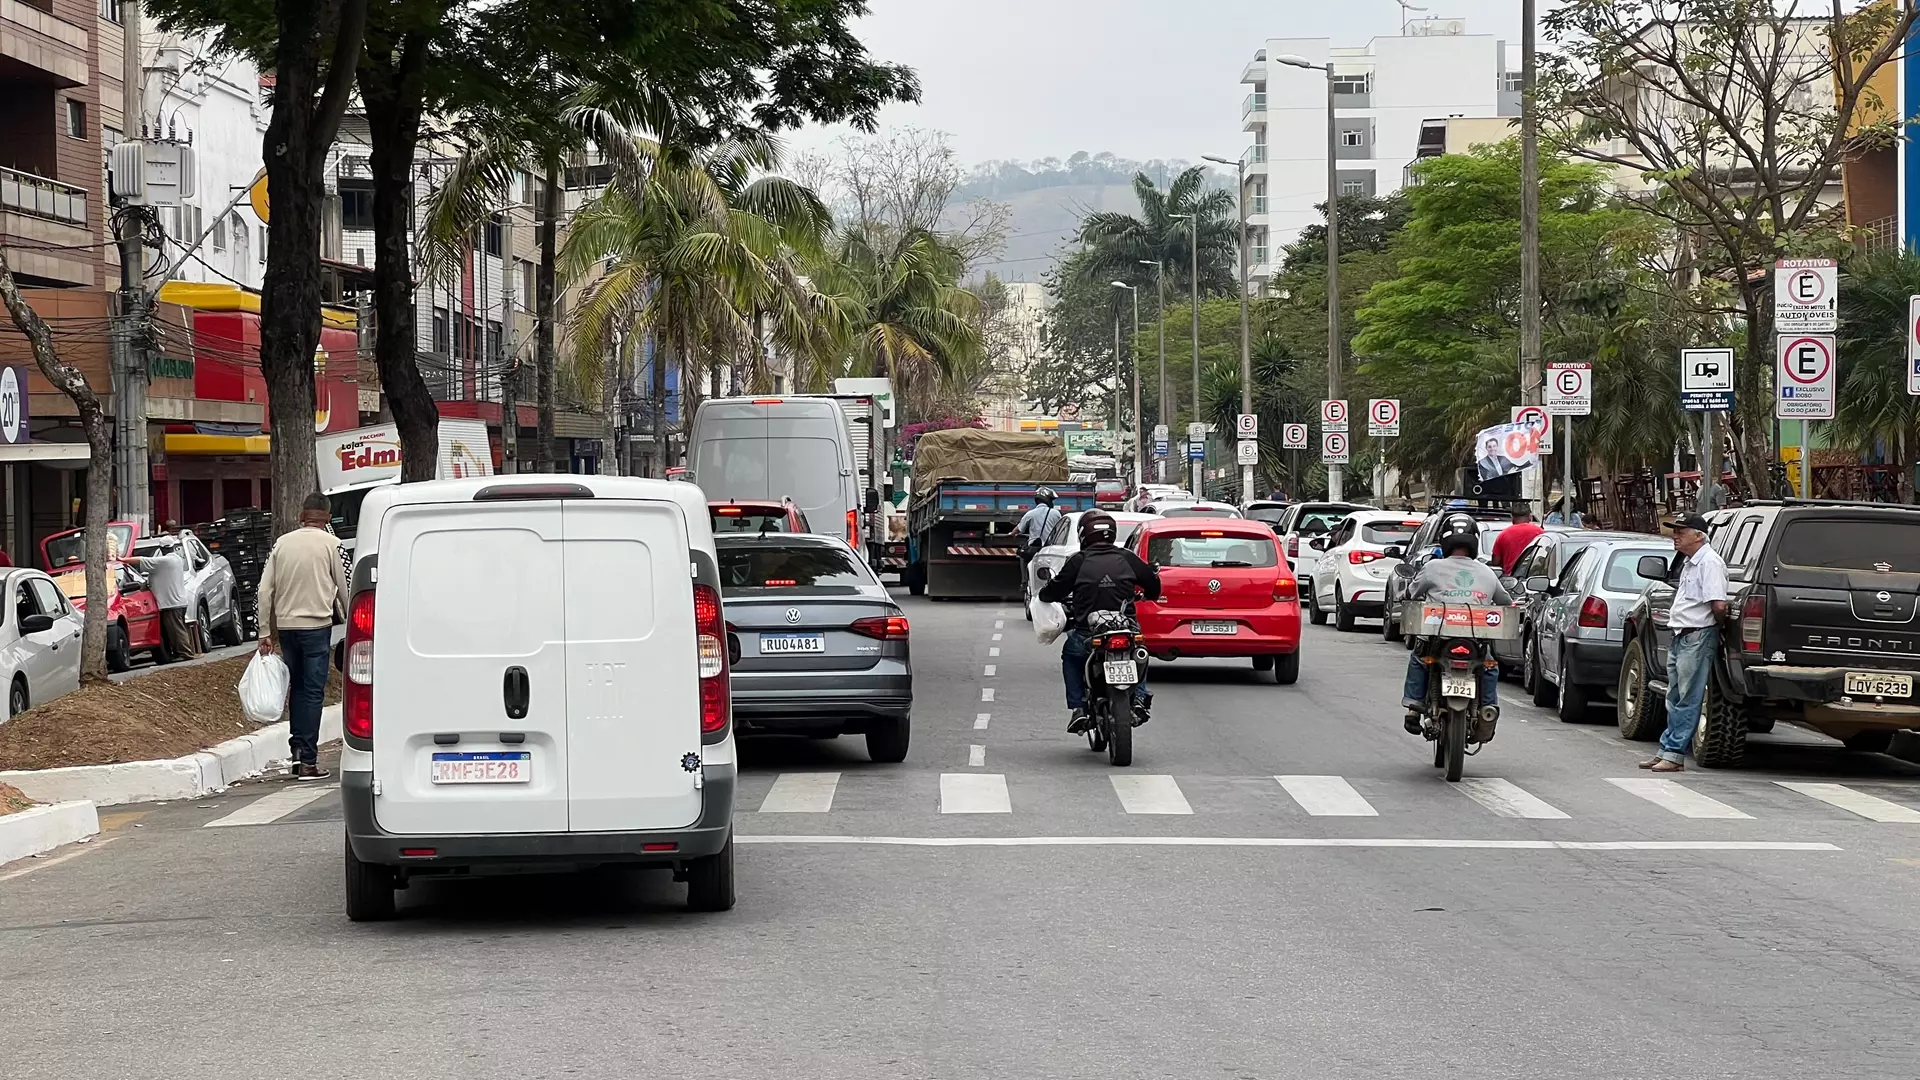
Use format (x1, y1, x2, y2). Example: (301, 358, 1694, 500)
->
(314, 345, 330, 432)
(248, 167, 269, 224)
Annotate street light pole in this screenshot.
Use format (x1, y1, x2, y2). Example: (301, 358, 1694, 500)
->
(1277, 54, 1342, 502)
(1204, 153, 1252, 505)
(1141, 258, 1166, 483)
(1112, 282, 1142, 494)
(1520, 0, 1544, 515)
(1171, 212, 1201, 496)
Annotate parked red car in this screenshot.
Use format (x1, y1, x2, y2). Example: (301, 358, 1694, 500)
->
(1132, 518, 1301, 684)
(41, 521, 166, 672)
(710, 499, 811, 535)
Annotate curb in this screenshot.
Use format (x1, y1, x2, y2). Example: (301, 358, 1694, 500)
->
(0, 800, 100, 865)
(0, 705, 341, 807)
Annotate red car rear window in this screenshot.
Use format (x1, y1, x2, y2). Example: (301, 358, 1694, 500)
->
(1147, 533, 1279, 569)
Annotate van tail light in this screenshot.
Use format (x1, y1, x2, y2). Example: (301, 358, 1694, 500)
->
(847, 509, 859, 546)
(1741, 592, 1765, 654)
(1273, 576, 1298, 601)
(1348, 550, 1383, 565)
(1577, 595, 1609, 628)
(694, 583, 729, 735)
(344, 590, 375, 740)
(850, 615, 910, 640)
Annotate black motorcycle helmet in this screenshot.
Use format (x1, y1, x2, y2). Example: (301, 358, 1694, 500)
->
(1034, 486, 1057, 506)
(1434, 513, 1480, 558)
(1078, 509, 1118, 547)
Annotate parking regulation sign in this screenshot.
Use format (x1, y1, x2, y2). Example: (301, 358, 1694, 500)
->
(1775, 258, 1838, 333)
(1512, 404, 1552, 454)
(1680, 347, 1734, 411)
(1236, 413, 1258, 438)
(1775, 334, 1836, 419)
(1236, 440, 1259, 466)
(1320, 399, 1349, 433)
(1366, 398, 1400, 437)
(1544, 362, 1592, 416)
(1320, 430, 1349, 464)
(1281, 422, 1309, 449)
(1908, 296, 1920, 396)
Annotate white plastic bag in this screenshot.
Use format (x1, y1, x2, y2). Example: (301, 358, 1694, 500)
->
(1031, 597, 1068, 645)
(239, 650, 290, 724)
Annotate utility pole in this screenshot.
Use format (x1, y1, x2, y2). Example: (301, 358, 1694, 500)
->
(1112, 312, 1122, 444)
(1143, 259, 1165, 483)
(1171, 212, 1201, 496)
(112, 0, 149, 530)
(1204, 153, 1253, 505)
(500, 217, 518, 473)
(1113, 281, 1141, 494)
(1322, 66, 1342, 504)
(1519, 0, 1544, 514)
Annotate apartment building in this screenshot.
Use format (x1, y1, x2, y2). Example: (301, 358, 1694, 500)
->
(1238, 17, 1519, 293)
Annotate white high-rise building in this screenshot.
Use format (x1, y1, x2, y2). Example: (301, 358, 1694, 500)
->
(1238, 18, 1520, 293)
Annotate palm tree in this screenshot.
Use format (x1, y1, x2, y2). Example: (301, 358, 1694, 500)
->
(1076, 167, 1238, 298)
(1836, 248, 1920, 502)
(805, 225, 984, 400)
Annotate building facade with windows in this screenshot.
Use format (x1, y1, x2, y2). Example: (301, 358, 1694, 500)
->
(1237, 18, 1519, 293)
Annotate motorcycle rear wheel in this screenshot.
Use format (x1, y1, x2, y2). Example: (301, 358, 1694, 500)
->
(1444, 707, 1468, 782)
(1106, 687, 1133, 767)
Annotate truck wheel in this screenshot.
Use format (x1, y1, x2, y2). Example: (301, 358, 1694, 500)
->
(343, 841, 396, 922)
(1615, 639, 1666, 741)
(1844, 730, 1894, 754)
(1691, 678, 1748, 769)
(905, 562, 926, 596)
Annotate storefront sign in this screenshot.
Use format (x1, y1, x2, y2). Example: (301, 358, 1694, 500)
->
(148, 354, 194, 380)
(0, 366, 28, 444)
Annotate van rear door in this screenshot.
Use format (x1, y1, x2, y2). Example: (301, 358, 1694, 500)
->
(372, 501, 570, 835)
(562, 498, 704, 832)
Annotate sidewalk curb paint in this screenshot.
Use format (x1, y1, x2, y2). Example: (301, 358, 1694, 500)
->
(0, 800, 100, 865)
(0, 705, 341, 807)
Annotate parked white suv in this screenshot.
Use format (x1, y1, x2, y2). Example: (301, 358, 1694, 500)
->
(338, 475, 738, 919)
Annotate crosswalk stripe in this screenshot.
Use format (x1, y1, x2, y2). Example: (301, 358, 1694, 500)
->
(1456, 778, 1570, 820)
(203, 785, 335, 827)
(940, 773, 1011, 814)
(1110, 774, 1193, 815)
(1605, 778, 1753, 819)
(758, 772, 839, 813)
(1276, 775, 1377, 817)
(1775, 781, 1920, 823)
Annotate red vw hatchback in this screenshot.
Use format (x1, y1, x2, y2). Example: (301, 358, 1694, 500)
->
(1132, 518, 1301, 684)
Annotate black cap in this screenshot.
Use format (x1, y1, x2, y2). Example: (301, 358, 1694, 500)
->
(1669, 513, 1712, 535)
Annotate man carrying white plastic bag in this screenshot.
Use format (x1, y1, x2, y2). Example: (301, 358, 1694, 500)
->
(239, 650, 289, 723)
(1030, 595, 1067, 644)
(253, 493, 349, 781)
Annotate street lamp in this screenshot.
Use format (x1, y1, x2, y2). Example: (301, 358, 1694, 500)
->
(1203, 152, 1253, 505)
(1139, 258, 1166, 482)
(1112, 281, 1142, 492)
(1275, 53, 1344, 502)
(1170, 211, 1200, 496)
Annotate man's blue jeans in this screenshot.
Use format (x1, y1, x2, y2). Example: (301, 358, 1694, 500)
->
(279, 627, 332, 765)
(1062, 629, 1150, 711)
(1660, 626, 1718, 763)
(1402, 651, 1498, 710)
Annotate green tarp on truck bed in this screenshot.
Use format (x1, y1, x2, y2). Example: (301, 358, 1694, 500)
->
(911, 429, 1068, 487)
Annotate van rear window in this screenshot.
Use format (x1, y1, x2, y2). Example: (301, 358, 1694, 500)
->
(718, 544, 872, 591)
(1146, 534, 1279, 569)
(1776, 519, 1920, 573)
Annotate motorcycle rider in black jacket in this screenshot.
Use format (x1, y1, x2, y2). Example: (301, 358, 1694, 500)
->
(1038, 509, 1161, 733)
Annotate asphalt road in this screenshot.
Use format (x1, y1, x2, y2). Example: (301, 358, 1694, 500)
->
(6, 594, 1920, 1078)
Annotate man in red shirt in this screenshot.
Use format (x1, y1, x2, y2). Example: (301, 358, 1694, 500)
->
(1490, 507, 1544, 575)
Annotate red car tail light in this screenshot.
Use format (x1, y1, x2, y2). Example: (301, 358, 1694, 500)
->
(694, 583, 729, 734)
(1348, 550, 1383, 565)
(1578, 595, 1609, 628)
(1741, 592, 1765, 654)
(850, 615, 911, 640)
(344, 590, 375, 740)
(1273, 576, 1298, 601)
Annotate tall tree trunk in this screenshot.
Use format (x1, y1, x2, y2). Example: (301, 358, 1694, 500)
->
(1730, 291, 1774, 497)
(358, 26, 440, 482)
(601, 333, 619, 474)
(654, 336, 670, 475)
(0, 251, 111, 679)
(535, 160, 560, 473)
(262, 0, 367, 533)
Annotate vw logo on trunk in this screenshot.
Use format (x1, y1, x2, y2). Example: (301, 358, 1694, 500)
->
(785, 607, 802, 624)
(1207, 579, 1222, 594)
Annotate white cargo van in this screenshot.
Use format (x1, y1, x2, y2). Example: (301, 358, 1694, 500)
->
(317, 419, 494, 574)
(337, 475, 737, 919)
(687, 397, 861, 550)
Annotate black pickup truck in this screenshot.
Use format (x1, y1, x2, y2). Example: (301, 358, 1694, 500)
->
(1616, 500, 1920, 767)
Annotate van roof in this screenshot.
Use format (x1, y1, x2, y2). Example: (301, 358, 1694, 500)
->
(354, 475, 715, 561)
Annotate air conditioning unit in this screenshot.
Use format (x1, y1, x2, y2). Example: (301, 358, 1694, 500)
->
(109, 140, 197, 206)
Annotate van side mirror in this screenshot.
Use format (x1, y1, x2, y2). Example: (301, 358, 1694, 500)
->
(1637, 555, 1672, 582)
(865, 489, 881, 513)
(19, 613, 54, 634)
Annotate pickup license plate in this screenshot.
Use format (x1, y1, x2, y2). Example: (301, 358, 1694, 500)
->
(1845, 671, 1913, 698)
(1440, 672, 1477, 697)
(760, 633, 825, 654)
(1103, 660, 1139, 686)
(430, 752, 532, 784)
(1190, 620, 1238, 635)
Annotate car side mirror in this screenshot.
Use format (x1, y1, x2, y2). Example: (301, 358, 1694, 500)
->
(1308, 537, 1327, 551)
(1526, 575, 1552, 595)
(19, 613, 54, 634)
(1382, 545, 1405, 560)
(865, 489, 881, 513)
(1636, 555, 1671, 583)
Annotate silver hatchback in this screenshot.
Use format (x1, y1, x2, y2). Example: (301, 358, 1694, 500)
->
(1521, 536, 1675, 722)
(718, 534, 913, 762)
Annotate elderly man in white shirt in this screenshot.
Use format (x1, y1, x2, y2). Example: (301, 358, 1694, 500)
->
(127, 539, 201, 660)
(1641, 513, 1730, 772)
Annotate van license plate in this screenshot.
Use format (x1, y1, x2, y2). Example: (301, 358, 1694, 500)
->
(430, 752, 532, 784)
(760, 633, 825, 654)
(1440, 673, 1477, 697)
(1191, 620, 1238, 635)
(1103, 660, 1139, 686)
(1845, 672, 1912, 698)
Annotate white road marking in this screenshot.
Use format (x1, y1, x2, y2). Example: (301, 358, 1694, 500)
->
(968, 745, 986, 767)
(757, 772, 839, 813)
(1276, 775, 1378, 817)
(203, 785, 336, 827)
(0, 836, 119, 882)
(1110, 774, 1193, 815)
(975, 713, 990, 730)
(981, 688, 995, 702)
(989, 647, 1000, 657)
(940, 773, 1011, 814)
(738, 836, 1839, 852)
(992, 633, 1003, 642)
(994, 620, 1005, 629)
(1605, 778, 1753, 819)
(1456, 778, 1570, 820)
(1775, 781, 1920, 823)
(984, 664, 996, 676)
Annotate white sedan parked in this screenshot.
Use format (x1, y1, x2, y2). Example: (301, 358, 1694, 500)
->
(1307, 510, 1428, 632)
(0, 568, 84, 718)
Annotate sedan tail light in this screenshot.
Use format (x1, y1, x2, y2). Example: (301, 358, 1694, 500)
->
(343, 590, 375, 740)
(694, 583, 729, 735)
(1741, 592, 1765, 654)
(850, 615, 910, 640)
(1577, 595, 1609, 628)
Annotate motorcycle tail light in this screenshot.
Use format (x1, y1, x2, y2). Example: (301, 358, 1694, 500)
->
(1105, 634, 1132, 649)
(1449, 644, 1472, 656)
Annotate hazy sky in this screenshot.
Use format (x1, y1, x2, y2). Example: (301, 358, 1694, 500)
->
(788, 0, 1525, 166)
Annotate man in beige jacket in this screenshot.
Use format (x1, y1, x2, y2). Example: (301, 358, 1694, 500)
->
(257, 493, 349, 780)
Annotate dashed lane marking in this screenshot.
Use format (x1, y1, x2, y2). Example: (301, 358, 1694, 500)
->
(968, 745, 986, 768)
(984, 665, 996, 676)
(1276, 775, 1378, 817)
(940, 773, 1012, 814)
(975, 713, 990, 730)
(757, 772, 840, 813)
(981, 688, 995, 702)
(1110, 774, 1194, 815)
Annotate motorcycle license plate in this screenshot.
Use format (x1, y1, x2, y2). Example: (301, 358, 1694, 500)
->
(1440, 672, 1476, 697)
(1845, 671, 1912, 698)
(1103, 660, 1139, 686)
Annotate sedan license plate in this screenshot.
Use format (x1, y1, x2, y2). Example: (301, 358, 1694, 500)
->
(1845, 671, 1913, 698)
(430, 752, 531, 784)
(760, 633, 825, 654)
(1190, 620, 1238, 635)
(1440, 672, 1477, 697)
(1103, 659, 1139, 686)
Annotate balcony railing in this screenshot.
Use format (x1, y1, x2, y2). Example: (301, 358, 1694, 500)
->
(0, 165, 87, 227)
(1251, 246, 1270, 266)
(1241, 92, 1267, 118)
(1243, 145, 1268, 165)
(1250, 195, 1268, 215)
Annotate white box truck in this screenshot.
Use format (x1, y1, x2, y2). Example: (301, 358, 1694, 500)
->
(317, 419, 494, 571)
